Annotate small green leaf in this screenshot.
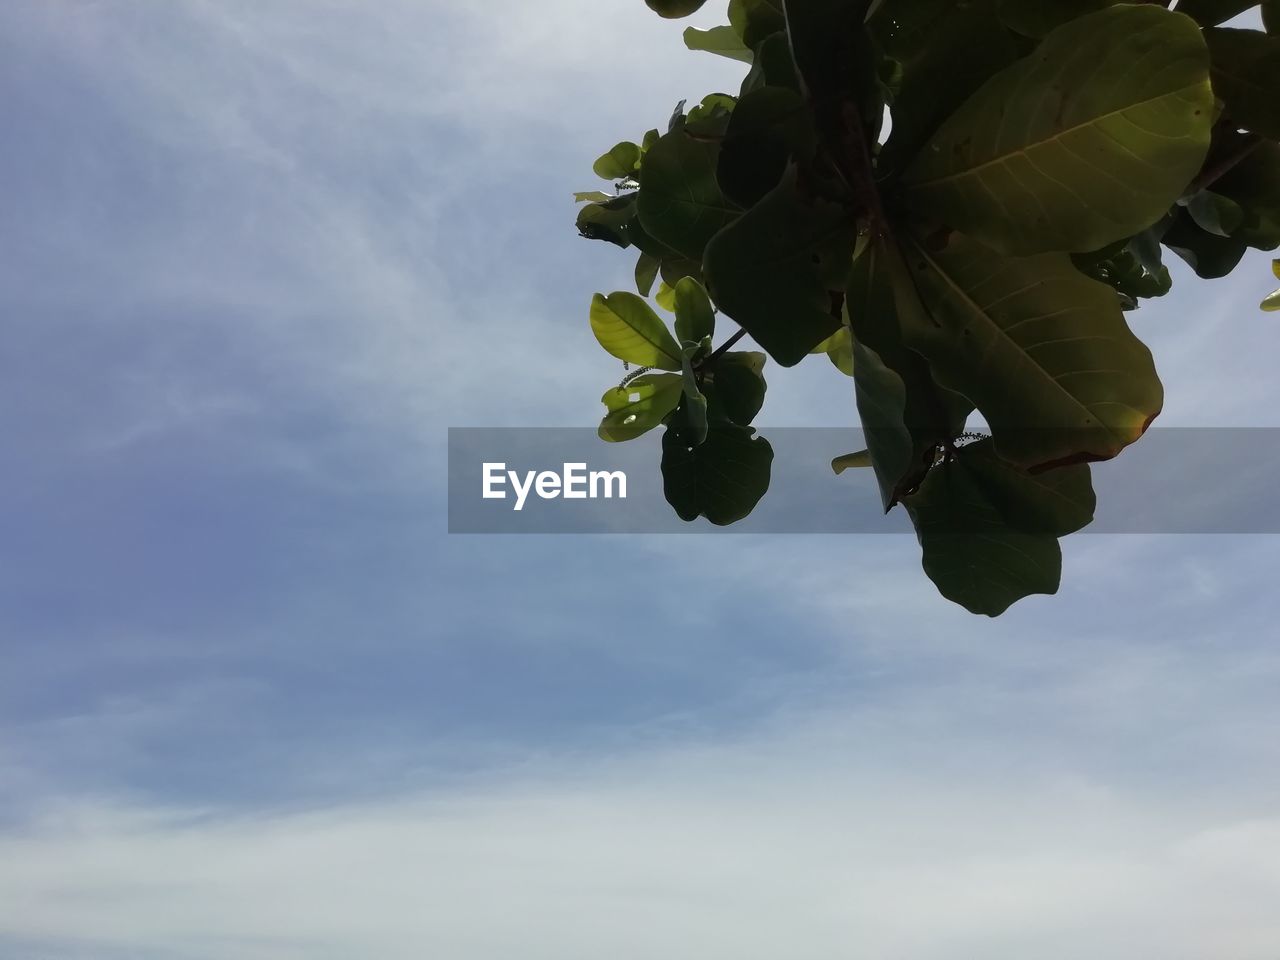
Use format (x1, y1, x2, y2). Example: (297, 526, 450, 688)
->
(1263, 259, 1280, 309)
(638, 130, 742, 262)
(832, 450, 873, 474)
(576, 194, 637, 248)
(662, 423, 773, 525)
(574, 191, 615, 203)
(903, 5, 1214, 255)
(678, 346, 710, 446)
(711, 351, 767, 426)
(1162, 209, 1249, 278)
(729, 0, 786, 46)
(673, 277, 716, 345)
(635, 253, 660, 297)
(1184, 190, 1246, 238)
(826, 327, 854, 376)
(655, 281, 677, 313)
(684, 25, 753, 63)
(1205, 28, 1280, 140)
(589, 292, 682, 370)
(599, 374, 684, 442)
(593, 142, 642, 181)
(703, 168, 854, 366)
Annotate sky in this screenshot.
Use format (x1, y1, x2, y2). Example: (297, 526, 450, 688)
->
(2, 2, 1280, 958)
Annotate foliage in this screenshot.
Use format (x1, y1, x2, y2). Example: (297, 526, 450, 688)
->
(575, 0, 1280, 616)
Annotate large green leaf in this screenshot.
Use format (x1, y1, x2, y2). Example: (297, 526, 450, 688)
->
(900, 228, 1164, 471)
(598, 374, 684, 442)
(661, 423, 774, 525)
(638, 130, 742, 262)
(905, 455, 1063, 617)
(1205, 28, 1280, 140)
(589, 292, 683, 370)
(902, 5, 1214, 256)
(1177, 0, 1259, 26)
(684, 25, 753, 64)
(703, 169, 855, 366)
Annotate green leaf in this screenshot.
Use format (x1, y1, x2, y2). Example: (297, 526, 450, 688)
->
(998, 0, 1116, 38)
(902, 5, 1214, 256)
(1072, 235, 1173, 307)
(1177, 0, 1259, 26)
(1215, 140, 1280, 249)
(635, 253, 660, 297)
(849, 241, 972, 509)
(873, 0, 1027, 175)
(1162, 209, 1249, 278)
(684, 25, 753, 63)
(589, 292, 683, 370)
(1205, 28, 1280, 140)
(900, 228, 1164, 471)
(678, 346, 710, 446)
(1264, 262, 1280, 311)
(576, 194, 637, 248)
(716, 86, 816, 208)
(957, 439, 1096, 536)
(1184, 190, 1245, 238)
(703, 168, 855, 366)
(824, 327, 854, 376)
(905, 455, 1063, 617)
(673, 276, 716, 345)
(574, 191, 615, 203)
(637, 130, 741, 262)
(729, 0, 786, 46)
(645, 0, 709, 18)
(710, 351, 767, 426)
(832, 450, 873, 474)
(739, 31, 801, 95)
(661, 423, 774, 525)
(593, 142, 642, 181)
(598, 374, 684, 442)
(655, 281, 677, 313)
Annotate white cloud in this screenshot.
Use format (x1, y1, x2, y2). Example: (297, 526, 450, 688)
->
(3, 706, 1280, 960)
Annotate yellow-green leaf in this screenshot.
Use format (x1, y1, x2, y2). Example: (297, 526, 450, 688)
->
(900, 229, 1164, 471)
(589, 292, 682, 370)
(599, 374, 683, 442)
(903, 5, 1213, 255)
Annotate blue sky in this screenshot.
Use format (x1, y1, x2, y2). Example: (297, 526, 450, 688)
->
(2, 2, 1280, 958)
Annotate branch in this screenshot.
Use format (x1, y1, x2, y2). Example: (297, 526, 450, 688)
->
(1186, 130, 1264, 196)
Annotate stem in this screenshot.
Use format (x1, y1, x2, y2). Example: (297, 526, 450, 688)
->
(702, 328, 748, 367)
(1186, 131, 1263, 196)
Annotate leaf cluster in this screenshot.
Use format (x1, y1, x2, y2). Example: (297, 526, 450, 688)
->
(576, 0, 1280, 615)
